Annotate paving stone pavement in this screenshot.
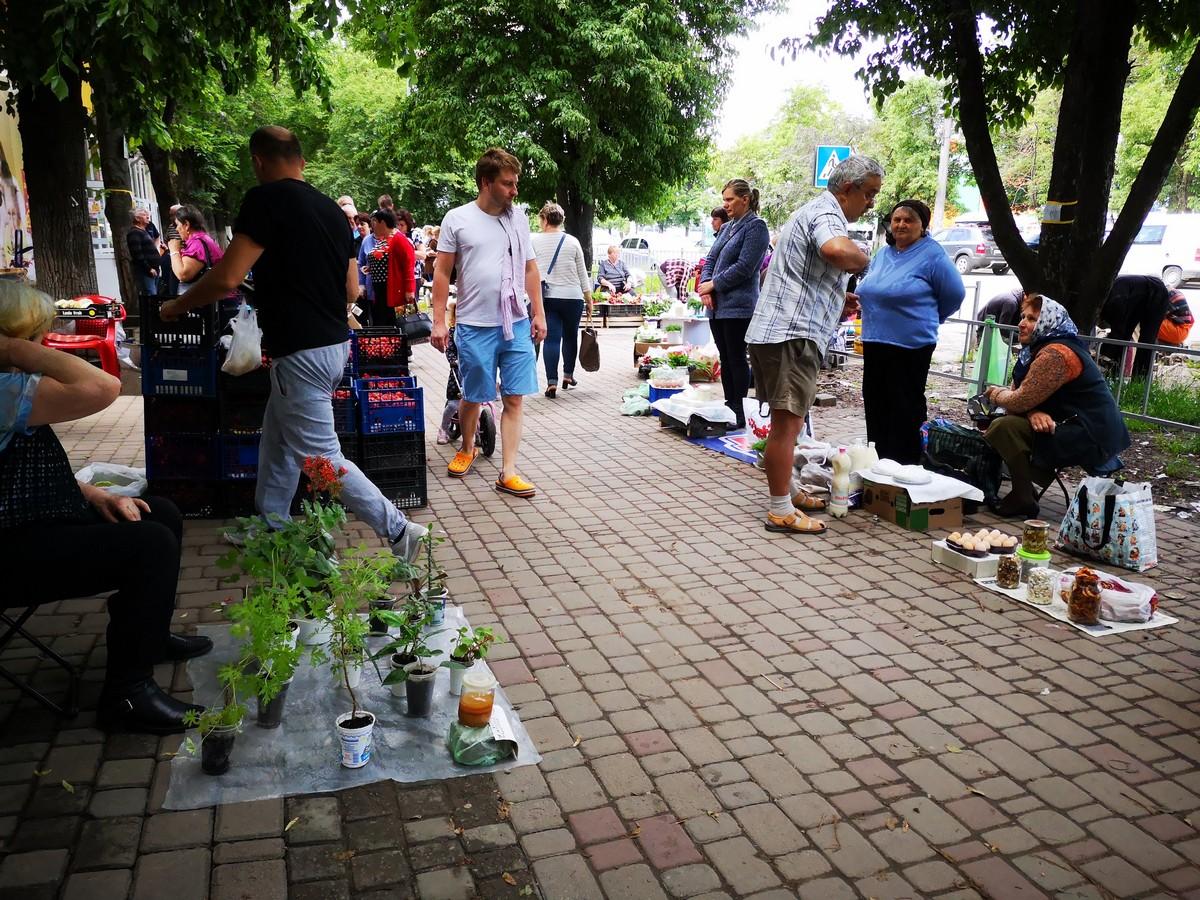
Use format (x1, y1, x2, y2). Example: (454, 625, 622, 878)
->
(2, 328, 1199, 899)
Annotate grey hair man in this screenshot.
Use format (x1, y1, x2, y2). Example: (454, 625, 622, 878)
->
(126, 207, 161, 296)
(746, 154, 883, 536)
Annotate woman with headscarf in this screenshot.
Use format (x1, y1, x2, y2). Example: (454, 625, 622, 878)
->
(984, 294, 1130, 517)
(856, 199, 964, 463)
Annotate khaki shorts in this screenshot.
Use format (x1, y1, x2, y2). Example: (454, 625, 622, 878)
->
(748, 338, 821, 418)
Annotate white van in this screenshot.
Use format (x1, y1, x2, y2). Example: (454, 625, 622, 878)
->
(1119, 213, 1200, 288)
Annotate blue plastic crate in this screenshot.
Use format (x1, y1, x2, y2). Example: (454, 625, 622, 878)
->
(143, 348, 218, 397)
(219, 432, 262, 480)
(647, 385, 684, 416)
(358, 384, 424, 435)
(332, 380, 358, 434)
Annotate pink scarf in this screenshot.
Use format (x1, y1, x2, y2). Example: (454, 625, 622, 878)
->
(496, 209, 527, 340)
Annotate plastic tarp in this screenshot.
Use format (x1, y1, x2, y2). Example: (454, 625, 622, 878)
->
(162, 607, 540, 811)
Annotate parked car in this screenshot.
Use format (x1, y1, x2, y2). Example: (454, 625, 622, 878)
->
(1118, 213, 1200, 288)
(932, 224, 1008, 275)
(618, 233, 707, 271)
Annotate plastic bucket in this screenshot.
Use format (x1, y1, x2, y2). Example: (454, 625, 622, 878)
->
(336, 711, 375, 768)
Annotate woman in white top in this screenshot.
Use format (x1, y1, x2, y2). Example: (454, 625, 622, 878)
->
(531, 202, 591, 398)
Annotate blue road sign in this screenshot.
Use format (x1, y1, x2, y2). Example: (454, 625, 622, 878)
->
(814, 145, 853, 187)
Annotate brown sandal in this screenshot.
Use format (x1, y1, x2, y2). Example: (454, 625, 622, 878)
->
(791, 491, 828, 512)
(765, 511, 827, 535)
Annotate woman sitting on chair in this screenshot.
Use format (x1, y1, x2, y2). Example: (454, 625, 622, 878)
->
(596, 246, 634, 300)
(0, 283, 210, 734)
(984, 294, 1129, 517)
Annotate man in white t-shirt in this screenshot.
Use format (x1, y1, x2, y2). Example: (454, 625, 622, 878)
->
(431, 148, 547, 497)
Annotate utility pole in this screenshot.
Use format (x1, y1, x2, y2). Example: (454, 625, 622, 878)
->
(932, 116, 953, 231)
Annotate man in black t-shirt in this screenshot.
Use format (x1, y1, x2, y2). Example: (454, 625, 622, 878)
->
(161, 126, 427, 562)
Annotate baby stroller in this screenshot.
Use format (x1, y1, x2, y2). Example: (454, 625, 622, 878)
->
(443, 360, 497, 457)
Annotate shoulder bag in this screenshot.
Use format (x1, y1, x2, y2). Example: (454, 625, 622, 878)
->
(540, 235, 566, 298)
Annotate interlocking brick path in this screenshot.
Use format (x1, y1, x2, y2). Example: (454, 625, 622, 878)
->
(2, 328, 1198, 899)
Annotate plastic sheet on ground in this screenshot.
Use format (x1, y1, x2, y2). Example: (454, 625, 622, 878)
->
(163, 607, 540, 811)
(973, 575, 1178, 638)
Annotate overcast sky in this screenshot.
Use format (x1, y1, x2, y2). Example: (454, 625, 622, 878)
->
(716, 0, 876, 147)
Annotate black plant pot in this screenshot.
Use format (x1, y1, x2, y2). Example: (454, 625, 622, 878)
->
(368, 598, 395, 636)
(201, 728, 237, 775)
(405, 667, 436, 717)
(256, 682, 292, 729)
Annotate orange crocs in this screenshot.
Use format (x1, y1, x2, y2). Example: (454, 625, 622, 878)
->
(495, 474, 537, 498)
(447, 448, 479, 478)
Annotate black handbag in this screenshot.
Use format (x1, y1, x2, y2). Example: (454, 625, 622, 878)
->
(398, 309, 432, 343)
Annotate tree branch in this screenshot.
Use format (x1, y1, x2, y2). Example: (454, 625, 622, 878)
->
(1101, 40, 1200, 275)
(946, 0, 1039, 286)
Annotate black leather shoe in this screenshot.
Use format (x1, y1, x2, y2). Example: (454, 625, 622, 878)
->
(161, 633, 214, 662)
(97, 679, 205, 736)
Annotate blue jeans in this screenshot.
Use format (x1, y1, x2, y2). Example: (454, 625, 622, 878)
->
(543, 297, 584, 381)
(256, 341, 407, 541)
(139, 273, 158, 297)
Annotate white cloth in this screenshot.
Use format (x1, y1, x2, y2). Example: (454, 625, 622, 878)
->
(438, 202, 533, 330)
(859, 469, 983, 504)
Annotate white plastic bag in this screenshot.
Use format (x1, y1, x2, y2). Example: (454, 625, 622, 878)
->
(75, 463, 147, 497)
(221, 301, 263, 376)
(1056, 567, 1159, 623)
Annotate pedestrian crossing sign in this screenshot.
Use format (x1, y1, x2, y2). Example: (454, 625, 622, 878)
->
(814, 145, 853, 187)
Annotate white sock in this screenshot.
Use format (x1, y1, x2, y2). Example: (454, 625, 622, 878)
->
(769, 495, 793, 517)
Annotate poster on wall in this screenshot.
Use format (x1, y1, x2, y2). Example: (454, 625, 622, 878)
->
(0, 106, 33, 282)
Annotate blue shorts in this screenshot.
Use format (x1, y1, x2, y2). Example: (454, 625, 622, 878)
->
(455, 320, 539, 402)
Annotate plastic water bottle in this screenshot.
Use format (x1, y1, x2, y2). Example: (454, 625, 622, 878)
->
(830, 447, 851, 519)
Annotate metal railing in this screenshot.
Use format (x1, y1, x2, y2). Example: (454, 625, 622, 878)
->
(840, 281, 1200, 434)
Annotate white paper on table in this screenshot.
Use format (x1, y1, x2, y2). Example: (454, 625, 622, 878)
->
(859, 470, 984, 504)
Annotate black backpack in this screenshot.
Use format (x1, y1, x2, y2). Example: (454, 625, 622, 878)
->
(922, 419, 1004, 508)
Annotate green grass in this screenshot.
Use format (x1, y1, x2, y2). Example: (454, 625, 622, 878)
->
(1164, 458, 1199, 479)
(1155, 432, 1200, 456)
(1113, 377, 1200, 427)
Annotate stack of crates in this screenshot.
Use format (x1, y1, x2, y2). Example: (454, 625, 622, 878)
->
(141, 294, 236, 516)
(345, 327, 427, 510)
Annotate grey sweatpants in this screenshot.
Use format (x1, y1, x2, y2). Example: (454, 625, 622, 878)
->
(255, 341, 407, 541)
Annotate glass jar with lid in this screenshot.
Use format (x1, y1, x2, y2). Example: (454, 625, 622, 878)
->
(458, 671, 498, 728)
(1067, 568, 1102, 625)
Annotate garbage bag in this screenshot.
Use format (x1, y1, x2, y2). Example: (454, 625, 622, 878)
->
(221, 301, 264, 376)
(75, 463, 147, 497)
(620, 397, 651, 416)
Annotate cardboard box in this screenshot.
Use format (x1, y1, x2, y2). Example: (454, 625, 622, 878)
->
(634, 340, 669, 358)
(930, 540, 999, 579)
(861, 480, 963, 531)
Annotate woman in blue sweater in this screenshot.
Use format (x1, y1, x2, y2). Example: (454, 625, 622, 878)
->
(857, 200, 964, 463)
(699, 179, 771, 429)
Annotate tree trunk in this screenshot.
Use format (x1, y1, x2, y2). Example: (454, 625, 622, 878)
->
(92, 84, 140, 309)
(142, 141, 177, 230)
(559, 179, 596, 274)
(946, 0, 1038, 290)
(17, 75, 97, 298)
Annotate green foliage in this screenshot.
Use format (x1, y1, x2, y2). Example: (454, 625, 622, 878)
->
(321, 547, 396, 718)
(449, 626, 500, 665)
(1112, 40, 1200, 212)
(374, 0, 778, 241)
(858, 78, 962, 217)
(713, 83, 873, 227)
(1155, 431, 1200, 456)
(1116, 377, 1200, 427)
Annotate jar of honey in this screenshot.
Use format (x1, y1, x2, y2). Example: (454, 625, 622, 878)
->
(457, 671, 497, 728)
(1067, 567, 1102, 625)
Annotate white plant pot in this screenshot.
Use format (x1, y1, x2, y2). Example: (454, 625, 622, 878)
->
(336, 659, 363, 690)
(449, 662, 472, 696)
(297, 617, 331, 646)
(335, 710, 375, 768)
(285, 621, 300, 651)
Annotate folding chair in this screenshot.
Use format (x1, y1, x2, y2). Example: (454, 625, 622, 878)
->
(1035, 455, 1123, 506)
(0, 607, 80, 717)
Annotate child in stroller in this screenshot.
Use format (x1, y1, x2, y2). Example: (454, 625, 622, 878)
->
(437, 301, 497, 456)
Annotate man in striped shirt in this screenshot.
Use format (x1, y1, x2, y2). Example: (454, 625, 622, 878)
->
(747, 155, 883, 535)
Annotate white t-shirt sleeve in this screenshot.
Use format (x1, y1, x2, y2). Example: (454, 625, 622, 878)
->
(517, 217, 535, 261)
(438, 209, 460, 255)
(812, 209, 847, 249)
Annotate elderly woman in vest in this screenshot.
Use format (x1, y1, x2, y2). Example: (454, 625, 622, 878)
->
(984, 294, 1130, 517)
(0, 283, 211, 733)
(698, 179, 770, 429)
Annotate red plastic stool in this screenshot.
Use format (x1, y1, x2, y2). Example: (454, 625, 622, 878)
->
(42, 294, 126, 377)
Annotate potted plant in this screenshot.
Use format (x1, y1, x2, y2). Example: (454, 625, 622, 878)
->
(183, 662, 249, 775)
(417, 525, 448, 627)
(664, 322, 684, 344)
(227, 581, 306, 728)
(377, 600, 443, 716)
(320, 548, 395, 768)
(445, 625, 500, 695)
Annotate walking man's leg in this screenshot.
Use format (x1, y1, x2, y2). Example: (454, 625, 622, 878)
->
(494, 320, 539, 497)
(447, 323, 493, 477)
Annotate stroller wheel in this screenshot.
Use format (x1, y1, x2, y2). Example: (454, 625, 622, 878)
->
(447, 420, 461, 442)
(479, 407, 497, 457)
